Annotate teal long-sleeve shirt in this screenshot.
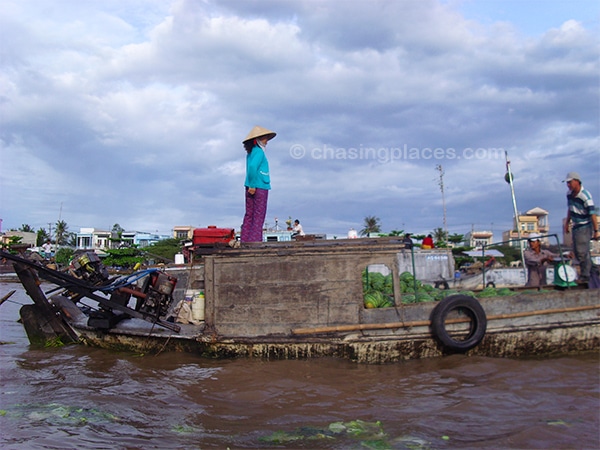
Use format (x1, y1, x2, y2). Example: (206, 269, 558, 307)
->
(244, 146, 271, 190)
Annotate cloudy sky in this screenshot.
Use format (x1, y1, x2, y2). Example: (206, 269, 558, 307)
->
(1, 0, 599, 242)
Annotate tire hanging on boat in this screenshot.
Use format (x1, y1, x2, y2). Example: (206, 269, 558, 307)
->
(430, 294, 487, 352)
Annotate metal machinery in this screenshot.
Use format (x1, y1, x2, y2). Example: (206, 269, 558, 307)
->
(69, 252, 109, 285)
(0, 251, 180, 333)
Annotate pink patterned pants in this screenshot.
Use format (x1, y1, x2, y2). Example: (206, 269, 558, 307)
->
(241, 188, 268, 242)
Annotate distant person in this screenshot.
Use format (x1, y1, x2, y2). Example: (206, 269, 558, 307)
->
(292, 219, 305, 237)
(524, 234, 557, 287)
(422, 234, 434, 249)
(563, 172, 599, 283)
(402, 233, 413, 249)
(241, 126, 276, 243)
(453, 269, 461, 287)
(484, 256, 496, 269)
(42, 240, 52, 257)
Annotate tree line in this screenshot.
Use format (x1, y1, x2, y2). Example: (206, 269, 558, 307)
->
(9, 221, 75, 247)
(4, 222, 181, 267)
(359, 215, 464, 247)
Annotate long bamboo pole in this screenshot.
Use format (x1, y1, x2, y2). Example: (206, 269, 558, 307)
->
(290, 304, 600, 335)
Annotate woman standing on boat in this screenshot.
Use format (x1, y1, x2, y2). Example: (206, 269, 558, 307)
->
(241, 126, 276, 242)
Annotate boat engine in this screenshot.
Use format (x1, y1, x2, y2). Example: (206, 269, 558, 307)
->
(137, 271, 178, 317)
(68, 253, 177, 323)
(89, 269, 178, 329)
(69, 252, 109, 285)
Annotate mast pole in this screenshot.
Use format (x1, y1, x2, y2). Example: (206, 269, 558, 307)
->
(505, 152, 526, 274)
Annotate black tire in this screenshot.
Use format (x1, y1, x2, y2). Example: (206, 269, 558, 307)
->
(430, 295, 487, 352)
(435, 280, 450, 290)
(486, 281, 496, 288)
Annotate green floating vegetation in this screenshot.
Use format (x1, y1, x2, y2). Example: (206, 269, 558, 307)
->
(260, 419, 434, 449)
(171, 424, 198, 434)
(260, 419, 388, 447)
(329, 419, 386, 438)
(546, 419, 570, 427)
(260, 430, 306, 444)
(2, 403, 121, 425)
(44, 336, 66, 348)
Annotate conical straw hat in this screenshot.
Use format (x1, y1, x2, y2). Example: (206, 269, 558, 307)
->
(242, 125, 276, 143)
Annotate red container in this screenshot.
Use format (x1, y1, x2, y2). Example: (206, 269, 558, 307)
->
(193, 226, 235, 245)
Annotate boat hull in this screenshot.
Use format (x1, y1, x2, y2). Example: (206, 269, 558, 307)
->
(57, 287, 599, 363)
(5, 240, 599, 363)
(67, 317, 599, 364)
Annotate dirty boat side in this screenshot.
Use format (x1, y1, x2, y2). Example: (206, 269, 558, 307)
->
(72, 290, 600, 364)
(4, 238, 600, 363)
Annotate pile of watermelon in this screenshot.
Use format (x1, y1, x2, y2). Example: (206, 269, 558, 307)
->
(363, 270, 521, 308)
(362, 271, 394, 308)
(363, 291, 394, 308)
(398, 271, 445, 304)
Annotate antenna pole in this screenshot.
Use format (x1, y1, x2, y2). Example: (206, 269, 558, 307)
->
(436, 164, 448, 246)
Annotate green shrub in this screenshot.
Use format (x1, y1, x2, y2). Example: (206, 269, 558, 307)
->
(55, 247, 74, 265)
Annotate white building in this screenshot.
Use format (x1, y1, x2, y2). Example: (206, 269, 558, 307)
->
(464, 230, 493, 248)
(502, 206, 551, 246)
(76, 228, 110, 249)
(173, 226, 194, 240)
(76, 228, 170, 250)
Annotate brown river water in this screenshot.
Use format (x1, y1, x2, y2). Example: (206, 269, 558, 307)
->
(0, 282, 599, 449)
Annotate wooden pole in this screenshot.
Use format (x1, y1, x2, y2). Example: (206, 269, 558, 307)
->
(291, 304, 600, 335)
(0, 290, 16, 307)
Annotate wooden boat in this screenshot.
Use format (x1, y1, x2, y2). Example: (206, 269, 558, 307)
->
(1, 238, 598, 364)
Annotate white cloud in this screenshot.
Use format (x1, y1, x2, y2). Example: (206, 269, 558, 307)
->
(0, 0, 598, 241)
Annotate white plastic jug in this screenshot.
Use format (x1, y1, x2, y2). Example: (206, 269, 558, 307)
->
(192, 291, 205, 322)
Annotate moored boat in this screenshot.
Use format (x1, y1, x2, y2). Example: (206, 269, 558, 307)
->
(1, 238, 598, 364)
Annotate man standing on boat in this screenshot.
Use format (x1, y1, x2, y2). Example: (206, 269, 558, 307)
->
(524, 234, 557, 287)
(241, 126, 277, 243)
(563, 172, 599, 284)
